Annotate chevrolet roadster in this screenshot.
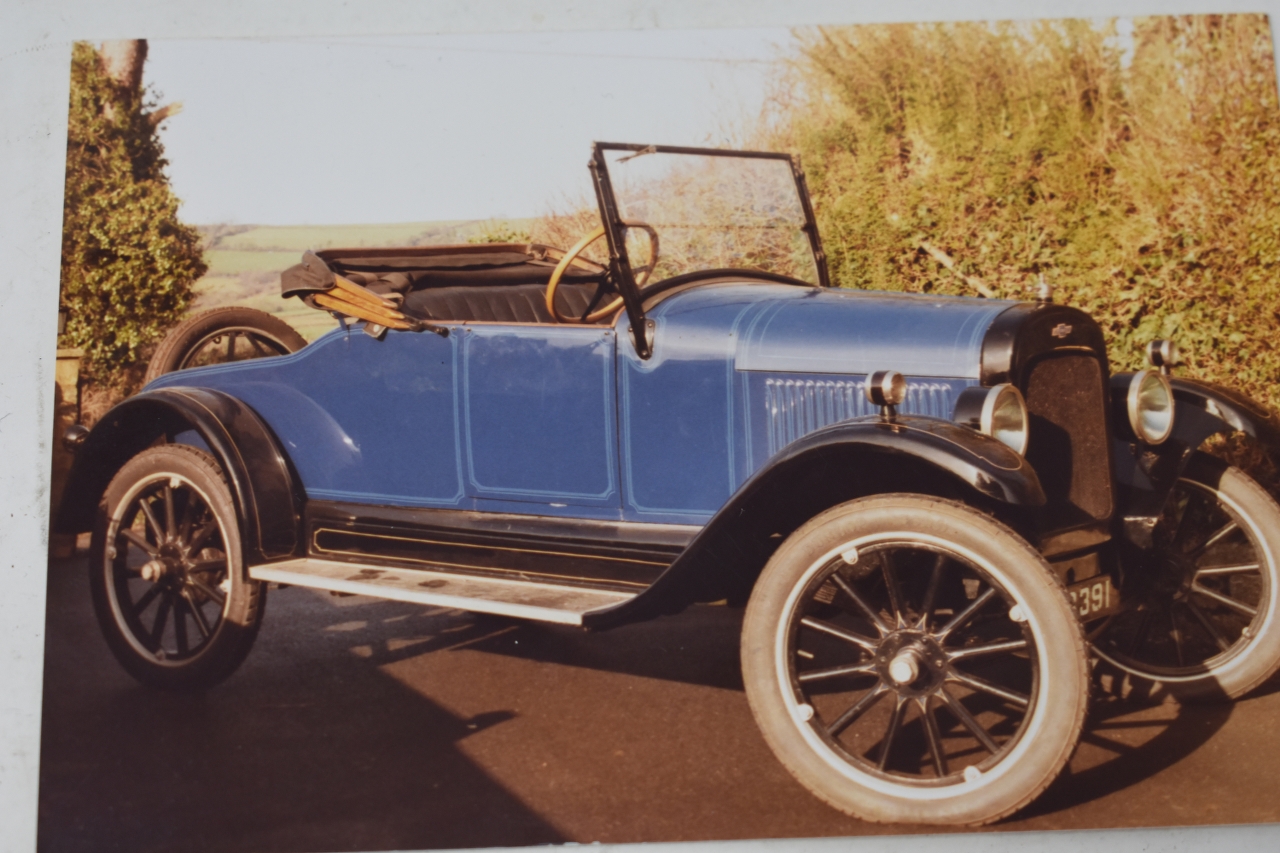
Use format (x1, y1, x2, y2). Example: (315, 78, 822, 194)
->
(59, 143, 1280, 826)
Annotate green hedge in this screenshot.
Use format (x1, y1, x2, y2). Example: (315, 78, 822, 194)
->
(60, 42, 206, 390)
(769, 16, 1280, 408)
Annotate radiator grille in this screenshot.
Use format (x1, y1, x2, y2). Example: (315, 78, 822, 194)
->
(765, 378, 956, 455)
(1022, 354, 1113, 521)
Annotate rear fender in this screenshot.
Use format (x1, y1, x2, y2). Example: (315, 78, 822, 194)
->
(1110, 375, 1280, 547)
(57, 387, 302, 563)
(585, 415, 1044, 628)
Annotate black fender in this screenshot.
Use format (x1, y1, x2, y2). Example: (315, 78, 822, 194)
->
(1110, 374, 1280, 547)
(584, 414, 1044, 628)
(57, 387, 302, 563)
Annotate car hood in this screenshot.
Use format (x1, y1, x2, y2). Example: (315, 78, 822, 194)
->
(650, 283, 1015, 379)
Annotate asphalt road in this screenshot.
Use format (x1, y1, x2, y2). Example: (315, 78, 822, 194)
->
(37, 553, 1280, 853)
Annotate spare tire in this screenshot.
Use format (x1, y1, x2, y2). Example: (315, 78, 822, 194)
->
(145, 307, 308, 384)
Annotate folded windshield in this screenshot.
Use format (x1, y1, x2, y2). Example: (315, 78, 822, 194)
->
(596, 145, 826, 288)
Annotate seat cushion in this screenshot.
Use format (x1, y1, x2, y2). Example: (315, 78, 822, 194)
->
(402, 283, 603, 324)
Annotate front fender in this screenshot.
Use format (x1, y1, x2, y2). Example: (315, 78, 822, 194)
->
(1110, 374, 1280, 546)
(585, 415, 1044, 628)
(57, 387, 302, 563)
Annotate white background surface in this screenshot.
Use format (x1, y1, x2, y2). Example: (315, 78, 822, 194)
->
(3, 3, 1279, 852)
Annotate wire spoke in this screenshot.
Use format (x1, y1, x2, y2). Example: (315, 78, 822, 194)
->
(828, 573, 890, 636)
(1195, 563, 1261, 577)
(1190, 582, 1259, 619)
(186, 576, 226, 608)
(247, 334, 271, 358)
(149, 594, 172, 648)
(131, 584, 162, 617)
(163, 485, 176, 539)
(173, 595, 190, 655)
(916, 553, 946, 630)
(918, 696, 948, 778)
(1123, 606, 1154, 657)
(828, 684, 888, 737)
(936, 587, 997, 642)
(1182, 599, 1232, 653)
(881, 551, 906, 628)
(138, 498, 164, 542)
(188, 556, 228, 574)
(119, 528, 159, 558)
(1171, 607, 1186, 667)
(182, 589, 213, 639)
(938, 686, 1000, 754)
(800, 617, 879, 652)
(187, 520, 218, 556)
(178, 493, 196, 547)
(947, 638, 1028, 662)
(1191, 521, 1239, 557)
(797, 661, 877, 683)
(948, 669, 1029, 709)
(877, 696, 908, 771)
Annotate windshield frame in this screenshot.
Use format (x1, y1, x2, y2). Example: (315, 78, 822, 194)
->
(589, 142, 830, 358)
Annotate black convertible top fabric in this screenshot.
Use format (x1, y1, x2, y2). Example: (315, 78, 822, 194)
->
(325, 251, 535, 272)
(280, 250, 335, 298)
(280, 245, 609, 316)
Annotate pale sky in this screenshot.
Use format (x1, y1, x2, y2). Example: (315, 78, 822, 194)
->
(147, 29, 797, 225)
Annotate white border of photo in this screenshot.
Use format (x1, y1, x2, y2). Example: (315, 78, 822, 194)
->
(3, 2, 1278, 852)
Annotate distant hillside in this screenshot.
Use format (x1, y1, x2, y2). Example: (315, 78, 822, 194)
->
(193, 219, 535, 340)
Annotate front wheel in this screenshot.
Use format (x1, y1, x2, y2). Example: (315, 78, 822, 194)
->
(89, 444, 266, 690)
(741, 495, 1088, 826)
(1092, 453, 1280, 701)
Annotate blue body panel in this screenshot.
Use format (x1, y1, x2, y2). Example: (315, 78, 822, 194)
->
(147, 282, 1011, 523)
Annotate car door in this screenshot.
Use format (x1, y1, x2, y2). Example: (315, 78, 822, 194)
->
(459, 323, 621, 513)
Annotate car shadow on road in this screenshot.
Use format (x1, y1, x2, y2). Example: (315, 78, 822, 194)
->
(350, 599, 1258, 828)
(998, 691, 1236, 821)
(313, 598, 750, 693)
(37, 560, 566, 853)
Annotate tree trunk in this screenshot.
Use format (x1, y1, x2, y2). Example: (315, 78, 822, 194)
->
(99, 40, 147, 95)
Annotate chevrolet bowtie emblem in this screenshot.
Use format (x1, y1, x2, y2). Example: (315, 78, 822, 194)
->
(1051, 323, 1073, 339)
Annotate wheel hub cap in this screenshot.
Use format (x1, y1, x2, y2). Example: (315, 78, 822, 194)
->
(875, 632, 947, 697)
(888, 650, 920, 685)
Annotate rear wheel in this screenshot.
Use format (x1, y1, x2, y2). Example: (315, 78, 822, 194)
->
(741, 495, 1088, 826)
(145, 306, 306, 383)
(89, 444, 266, 690)
(1092, 453, 1280, 701)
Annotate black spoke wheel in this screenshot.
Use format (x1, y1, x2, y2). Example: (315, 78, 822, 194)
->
(742, 495, 1087, 826)
(89, 444, 266, 689)
(144, 307, 307, 384)
(1093, 452, 1280, 701)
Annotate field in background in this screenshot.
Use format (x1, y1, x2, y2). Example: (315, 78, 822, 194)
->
(194, 219, 534, 340)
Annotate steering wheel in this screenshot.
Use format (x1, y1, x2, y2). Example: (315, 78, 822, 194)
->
(544, 222, 659, 323)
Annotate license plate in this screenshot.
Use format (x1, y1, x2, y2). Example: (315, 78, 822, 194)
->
(1066, 574, 1120, 621)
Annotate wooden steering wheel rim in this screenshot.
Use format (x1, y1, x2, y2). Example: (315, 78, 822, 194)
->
(544, 224, 657, 324)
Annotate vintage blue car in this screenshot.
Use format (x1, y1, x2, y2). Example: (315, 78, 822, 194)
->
(59, 143, 1280, 826)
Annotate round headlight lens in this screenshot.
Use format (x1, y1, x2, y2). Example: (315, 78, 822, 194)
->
(981, 384, 1030, 456)
(1127, 369, 1174, 444)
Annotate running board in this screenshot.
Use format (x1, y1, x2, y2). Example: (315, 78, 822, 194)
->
(248, 558, 637, 626)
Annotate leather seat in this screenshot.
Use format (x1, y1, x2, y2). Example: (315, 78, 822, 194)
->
(402, 283, 604, 324)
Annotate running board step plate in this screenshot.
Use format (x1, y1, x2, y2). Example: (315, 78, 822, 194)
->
(249, 558, 636, 626)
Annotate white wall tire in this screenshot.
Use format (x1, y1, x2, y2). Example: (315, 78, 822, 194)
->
(741, 494, 1088, 826)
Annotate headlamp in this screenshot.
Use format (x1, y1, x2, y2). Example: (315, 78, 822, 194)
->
(953, 384, 1030, 455)
(1126, 369, 1174, 444)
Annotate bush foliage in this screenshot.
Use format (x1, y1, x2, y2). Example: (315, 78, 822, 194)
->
(768, 15, 1280, 407)
(60, 42, 206, 389)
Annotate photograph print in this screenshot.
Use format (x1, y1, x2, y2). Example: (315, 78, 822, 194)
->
(41, 13, 1280, 852)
